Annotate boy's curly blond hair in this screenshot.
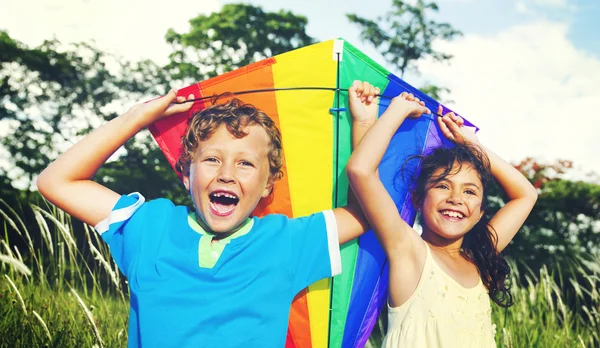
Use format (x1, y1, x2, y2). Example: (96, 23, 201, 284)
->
(176, 97, 284, 183)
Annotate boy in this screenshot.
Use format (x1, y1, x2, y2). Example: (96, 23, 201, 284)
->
(38, 82, 379, 347)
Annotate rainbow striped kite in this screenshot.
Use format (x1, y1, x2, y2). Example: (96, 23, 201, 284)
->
(149, 39, 475, 347)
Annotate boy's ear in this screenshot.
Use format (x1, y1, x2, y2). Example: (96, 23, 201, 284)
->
(183, 175, 190, 191)
(261, 180, 274, 198)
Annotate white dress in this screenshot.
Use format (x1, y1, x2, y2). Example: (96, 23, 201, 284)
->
(382, 244, 497, 347)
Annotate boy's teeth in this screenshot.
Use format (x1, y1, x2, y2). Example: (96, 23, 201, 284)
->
(215, 192, 236, 199)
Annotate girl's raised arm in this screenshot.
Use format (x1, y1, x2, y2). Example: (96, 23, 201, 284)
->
(437, 114, 538, 252)
(347, 93, 430, 259)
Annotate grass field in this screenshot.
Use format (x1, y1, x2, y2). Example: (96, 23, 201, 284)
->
(1, 201, 598, 347)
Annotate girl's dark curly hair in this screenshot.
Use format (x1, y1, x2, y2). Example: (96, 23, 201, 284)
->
(408, 142, 513, 307)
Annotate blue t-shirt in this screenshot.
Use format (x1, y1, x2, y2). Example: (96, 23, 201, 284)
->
(95, 193, 341, 348)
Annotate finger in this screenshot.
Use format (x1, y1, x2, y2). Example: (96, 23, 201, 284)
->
(349, 80, 360, 97)
(444, 115, 463, 135)
(154, 89, 179, 110)
(448, 113, 463, 128)
(361, 82, 370, 101)
(367, 83, 376, 102)
(437, 116, 454, 140)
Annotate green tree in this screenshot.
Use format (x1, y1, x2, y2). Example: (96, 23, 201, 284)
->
(164, 3, 314, 83)
(1, 4, 315, 203)
(0, 31, 185, 199)
(347, 0, 461, 78)
(503, 158, 600, 271)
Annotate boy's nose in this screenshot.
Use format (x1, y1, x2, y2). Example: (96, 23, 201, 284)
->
(217, 164, 236, 183)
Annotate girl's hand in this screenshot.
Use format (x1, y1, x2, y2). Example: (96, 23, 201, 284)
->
(436, 105, 479, 144)
(125, 89, 194, 128)
(388, 92, 431, 119)
(348, 80, 380, 126)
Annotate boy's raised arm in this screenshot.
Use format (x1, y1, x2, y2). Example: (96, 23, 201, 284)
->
(37, 90, 192, 227)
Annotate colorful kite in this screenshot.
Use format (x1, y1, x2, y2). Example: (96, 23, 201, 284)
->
(149, 39, 476, 347)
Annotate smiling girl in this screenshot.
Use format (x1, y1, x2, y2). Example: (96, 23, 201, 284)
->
(346, 91, 538, 347)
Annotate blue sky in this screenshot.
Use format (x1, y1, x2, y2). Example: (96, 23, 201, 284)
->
(1, 0, 599, 177)
(224, 0, 600, 64)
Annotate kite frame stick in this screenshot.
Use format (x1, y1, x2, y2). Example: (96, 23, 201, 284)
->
(175, 87, 444, 118)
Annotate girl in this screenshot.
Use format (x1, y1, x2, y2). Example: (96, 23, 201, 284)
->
(346, 90, 537, 347)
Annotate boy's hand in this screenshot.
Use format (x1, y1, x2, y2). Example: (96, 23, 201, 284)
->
(126, 89, 194, 128)
(348, 80, 380, 126)
(388, 92, 430, 119)
(436, 106, 479, 144)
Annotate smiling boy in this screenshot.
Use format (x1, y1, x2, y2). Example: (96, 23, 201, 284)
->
(37, 82, 379, 347)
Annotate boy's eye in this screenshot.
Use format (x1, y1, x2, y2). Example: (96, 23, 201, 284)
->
(239, 160, 254, 167)
(204, 157, 219, 163)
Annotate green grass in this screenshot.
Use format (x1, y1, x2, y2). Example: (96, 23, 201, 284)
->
(492, 259, 600, 347)
(1, 200, 128, 347)
(1, 200, 599, 347)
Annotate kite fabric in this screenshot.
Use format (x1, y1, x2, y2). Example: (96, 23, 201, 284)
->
(149, 38, 476, 348)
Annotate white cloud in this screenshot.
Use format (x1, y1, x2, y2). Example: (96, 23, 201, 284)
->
(515, 0, 574, 13)
(531, 0, 568, 7)
(417, 20, 600, 175)
(0, 0, 221, 64)
(516, 0, 529, 13)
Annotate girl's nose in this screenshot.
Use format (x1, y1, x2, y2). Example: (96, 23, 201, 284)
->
(446, 191, 463, 204)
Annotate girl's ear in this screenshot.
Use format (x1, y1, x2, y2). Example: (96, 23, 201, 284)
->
(411, 194, 423, 211)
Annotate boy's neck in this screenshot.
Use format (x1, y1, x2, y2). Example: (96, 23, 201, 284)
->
(190, 212, 252, 240)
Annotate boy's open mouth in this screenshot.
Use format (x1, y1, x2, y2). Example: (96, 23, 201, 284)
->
(209, 191, 240, 216)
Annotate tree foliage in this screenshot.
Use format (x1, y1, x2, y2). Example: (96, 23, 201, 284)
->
(164, 3, 314, 83)
(502, 159, 600, 271)
(347, 0, 461, 78)
(1, 4, 315, 205)
(0, 31, 169, 187)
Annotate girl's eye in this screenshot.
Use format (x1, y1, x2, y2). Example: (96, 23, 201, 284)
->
(204, 157, 218, 163)
(435, 184, 449, 189)
(465, 190, 476, 195)
(240, 161, 254, 167)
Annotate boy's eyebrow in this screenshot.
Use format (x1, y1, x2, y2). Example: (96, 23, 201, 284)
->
(195, 148, 264, 160)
